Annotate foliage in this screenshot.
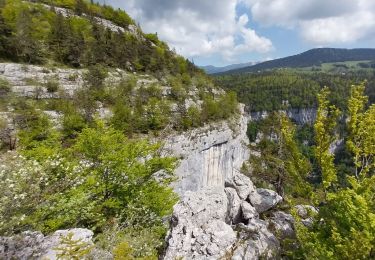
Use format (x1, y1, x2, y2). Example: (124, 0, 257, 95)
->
(294, 82, 375, 259)
(314, 87, 340, 192)
(246, 112, 311, 197)
(0, 0, 201, 77)
(346, 83, 375, 179)
(0, 118, 178, 258)
(0, 78, 11, 95)
(45, 78, 60, 93)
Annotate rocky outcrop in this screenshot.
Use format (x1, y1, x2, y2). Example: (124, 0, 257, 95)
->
(164, 106, 249, 196)
(0, 228, 93, 260)
(250, 108, 317, 125)
(164, 174, 283, 260)
(0, 63, 127, 98)
(267, 211, 295, 239)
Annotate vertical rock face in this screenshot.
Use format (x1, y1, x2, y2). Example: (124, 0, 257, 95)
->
(163, 105, 249, 196)
(249, 108, 317, 125)
(163, 105, 296, 259)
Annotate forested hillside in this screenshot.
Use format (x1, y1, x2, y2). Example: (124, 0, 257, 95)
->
(216, 70, 375, 112)
(220, 48, 375, 74)
(0, 0, 200, 76)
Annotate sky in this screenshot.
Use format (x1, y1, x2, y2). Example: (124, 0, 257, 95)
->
(98, 0, 375, 67)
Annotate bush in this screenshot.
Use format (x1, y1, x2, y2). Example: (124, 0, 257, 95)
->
(45, 78, 60, 93)
(247, 121, 259, 142)
(0, 78, 11, 95)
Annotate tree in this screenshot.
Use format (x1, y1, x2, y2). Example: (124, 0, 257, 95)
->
(13, 9, 45, 63)
(49, 14, 84, 67)
(294, 83, 375, 259)
(248, 112, 311, 197)
(0, 7, 13, 59)
(347, 83, 375, 179)
(314, 87, 340, 193)
(74, 0, 88, 16)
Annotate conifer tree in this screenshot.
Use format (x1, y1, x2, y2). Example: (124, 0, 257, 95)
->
(13, 9, 44, 63)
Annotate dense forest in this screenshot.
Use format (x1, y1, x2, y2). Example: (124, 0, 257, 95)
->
(216, 70, 375, 111)
(0, 0, 201, 76)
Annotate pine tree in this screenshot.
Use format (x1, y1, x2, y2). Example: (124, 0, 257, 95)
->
(49, 13, 70, 63)
(0, 8, 12, 59)
(74, 0, 88, 16)
(49, 14, 84, 67)
(13, 9, 44, 64)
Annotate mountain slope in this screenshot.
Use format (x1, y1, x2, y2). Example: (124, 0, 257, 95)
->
(221, 48, 375, 74)
(200, 61, 258, 74)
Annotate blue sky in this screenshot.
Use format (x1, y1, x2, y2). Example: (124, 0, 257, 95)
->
(99, 0, 375, 67)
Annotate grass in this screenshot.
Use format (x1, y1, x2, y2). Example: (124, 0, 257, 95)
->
(24, 77, 41, 86)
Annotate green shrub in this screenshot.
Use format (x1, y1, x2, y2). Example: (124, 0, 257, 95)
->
(247, 121, 259, 142)
(0, 78, 11, 94)
(45, 78, 60, 93)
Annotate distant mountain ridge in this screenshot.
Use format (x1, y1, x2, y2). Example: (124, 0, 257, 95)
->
(200, 61, 259, 74)
(220, 48, 375, 74)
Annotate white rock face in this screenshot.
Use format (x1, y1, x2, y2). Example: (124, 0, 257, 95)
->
(0, 63, 126, 98)
(241, 201, 258, 220)
(250, 108, 317, 125)
(165, 188, 235, 260)
(164, 174, 282, 260)
(0, 228, 93, 260)
(232, 219, 280, 260)
(163, 106, 249, 196)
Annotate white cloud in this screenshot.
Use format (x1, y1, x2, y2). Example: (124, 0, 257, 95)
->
(100, 0, 273, 61)
(245, 0, 375, 45)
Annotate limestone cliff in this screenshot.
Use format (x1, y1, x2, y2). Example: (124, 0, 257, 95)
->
(163, 105, 249, 196)
(250, 108, 317, 125)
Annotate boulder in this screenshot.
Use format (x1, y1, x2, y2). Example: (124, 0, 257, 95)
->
(268, 211, 295, 239)
(294, 205, 318, 228)
(225, 174, 256, 200)
(250, 188, 282, 213)
(232, 219, 280, 260)
(294, 205, 318, 219)
(225, 187, 242, 224)
(241, 201, 258, 220)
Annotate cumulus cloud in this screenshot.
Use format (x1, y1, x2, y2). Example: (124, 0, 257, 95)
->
(245, 0, 375, 45)
(99, 0, 273, 60)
